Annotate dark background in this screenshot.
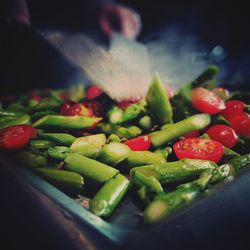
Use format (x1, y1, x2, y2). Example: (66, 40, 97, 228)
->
(1, 0, 250, 94)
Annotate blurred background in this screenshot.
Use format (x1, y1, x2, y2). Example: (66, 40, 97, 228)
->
(1, 0, 250, 95)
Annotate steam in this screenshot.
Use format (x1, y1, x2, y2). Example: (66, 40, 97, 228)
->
(143, 27, 211, 90)
(43, 26, 248, 99)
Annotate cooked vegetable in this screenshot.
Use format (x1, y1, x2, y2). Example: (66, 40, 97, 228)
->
(64, 153, 118, 185)
(143, 170, 213, 224)
(123, 135, 151, 151)
(90, 174, 130, 217)
(33, 115, 101, 130)
(220, 100, 246, 120)
(229, 113, 250, 137)
(86, 85, 103, 100)
(35, 168, 84, 197)
(191, 87, 225, 114)
(0, 125, 36, 151)
(1, 66, 249, 224)
(38, 131, 76, 146)
(146, 74, 173, 125)
(130, 158, 217, 184)
(97, 142, 131, 166)
(150, 113, 211, 147)
(0, 114, 31, 130)
(206, 125, 239, 148)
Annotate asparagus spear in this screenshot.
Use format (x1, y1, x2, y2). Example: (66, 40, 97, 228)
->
(16, 150, 48, 168)
(96, 142, 131, 166)
(119, 151, 166, 171)
(35, 168, 84, 197)
(99, 123, 141, 139)
(133, 171, 163, 203)
(64, 153, 119, 185)
(89, 174, 130, 218)
(130, 158, 217, 184)
(70, 134, 106, 158)
(191, 65, 220, 88)
(0, 109, 24, 116)
(48, 146, 72, 161)
(143, 170, 213, 224)
(38, 131, 76, 146)
(29, 140, 55, 151)
(146, 74, 173, 125)
(33, 115, 102, 130)
(108, 100, 146, 125)
(0, 114, 31, 129)
(144, 154, 250, 224)
(138, 115, 154, 131)
(32, 98, 62, 111)
(150, 113, 211, 147)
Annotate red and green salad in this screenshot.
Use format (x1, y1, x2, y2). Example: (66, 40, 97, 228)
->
(0, 65, 250, 224)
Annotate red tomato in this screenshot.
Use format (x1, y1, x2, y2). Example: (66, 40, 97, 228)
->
(86, 85, 103, 100)
(66, 103, 93, 117)
(191, 87, 225, 114)
(116, 97, 142, 110)
(59, 101, 75, 115)
(220, 100, 246, 120)
(84, 100, 104, 117)
(183, 130, 200, 139)
(212, 87, 230, 99)
(123, 135, 151, 151)
(206, 124, 238, 148)
(0, 125, 37, 151)
(173, 138, 224, 163)
(31, 95, 43, 101)
(229, 112, 250, 137)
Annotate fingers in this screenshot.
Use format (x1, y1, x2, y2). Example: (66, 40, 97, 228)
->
(98, 4, 141, 40)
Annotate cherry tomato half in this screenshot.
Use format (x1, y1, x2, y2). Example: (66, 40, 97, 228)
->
(86, 85, 103, 100)
(206, 124, 238, 148)
(229, 112, 250, 137)
(191, 87, 225, 114)
(67, 103, 93, 117)
(123, 135, 151, 151)
(220, 100, 246, 121)
(59, 101, 75, 115)
(173, 138, 224, 163)
(212, 87, 230, 100)
(84, 100, 104, 117)
(0, 125, 37, 151)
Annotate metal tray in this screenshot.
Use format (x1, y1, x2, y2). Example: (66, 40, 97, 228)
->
(1, 153, 250, 250)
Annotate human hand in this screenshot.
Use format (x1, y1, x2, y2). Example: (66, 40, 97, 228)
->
(98, 3, 141, 40)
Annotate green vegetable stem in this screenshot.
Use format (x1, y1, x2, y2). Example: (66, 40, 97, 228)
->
(35, 168, 84, 197)
(33, 115, 102, 130)
(64, 153, 119, 185)
(150, 113, 211, 147)
(90, 174, 130, 217)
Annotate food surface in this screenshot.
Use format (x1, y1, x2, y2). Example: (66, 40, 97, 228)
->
(0, 65, 250, 225)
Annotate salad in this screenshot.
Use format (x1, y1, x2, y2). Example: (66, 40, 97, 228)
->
(0, 65, 250, 224)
